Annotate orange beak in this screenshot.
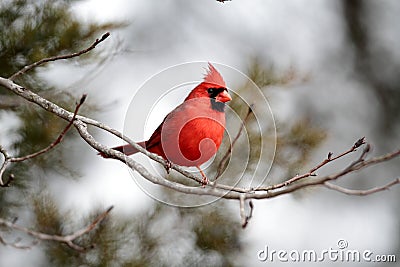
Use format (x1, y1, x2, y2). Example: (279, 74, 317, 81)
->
(216, 89, 232, 103)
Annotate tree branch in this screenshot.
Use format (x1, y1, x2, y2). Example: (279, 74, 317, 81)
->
(324, 178, 400, 196)
(0, 32, 399, 231)
(255, 137, 367, 191)
(0, 94, 86, 186)
(0, 235, 39, 250)
(239, 195, 254, 228)
(258, 145, 400, 199)
(1, 74, 399, 201)
(9, 32, 110, 80)
(0, 206, 113, 251)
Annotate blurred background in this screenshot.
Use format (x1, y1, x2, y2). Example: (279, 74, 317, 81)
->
(0, 0, 399, 266)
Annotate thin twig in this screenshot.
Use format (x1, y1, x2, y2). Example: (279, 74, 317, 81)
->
(0, 28, 398, 230)
(243, 200, 254, 228)
(9, 32, 110, 80)
(0, 206, 113, 251)
(239, 194, 254, 228)
(0, 76, 209, 187)
(12, 94, 86, 162)
(0, 94, 86, 186)
(324, 178, 400, 196)
(310, 137, 366, 173)
(0, 235, 39, 250)
(256, 137, 366, 191)
(1, 73, 400, 231)
(215, 105, 253, 179)
(258, 145, 399, 199)
(2, 75, 400, 202)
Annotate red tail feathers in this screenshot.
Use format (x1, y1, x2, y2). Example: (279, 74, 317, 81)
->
(99, 142, 145, 158)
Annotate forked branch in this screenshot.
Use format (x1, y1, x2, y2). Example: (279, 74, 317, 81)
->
(0, 206, 113, 251)
(255, 137, 367, 191)
(0, 32, 399, 234)
(0, 94, 87, 186)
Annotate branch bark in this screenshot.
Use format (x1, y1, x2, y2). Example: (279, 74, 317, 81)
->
(324, 179, 400, 196)
(0, 32, 399, 237)
(9, 32, 110, 80)
(0, 206, 113, 251)
(1, 55, 399, 200)
(0, 94, 86, 186)
(255, 137, 366, 191)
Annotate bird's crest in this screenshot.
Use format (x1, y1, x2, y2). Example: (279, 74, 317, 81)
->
(203, 63, 226, 88)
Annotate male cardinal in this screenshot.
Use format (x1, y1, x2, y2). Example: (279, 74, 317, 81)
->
(100, 63, 231, 185)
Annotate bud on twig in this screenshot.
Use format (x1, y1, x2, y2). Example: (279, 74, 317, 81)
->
(353, 137, 366, 149)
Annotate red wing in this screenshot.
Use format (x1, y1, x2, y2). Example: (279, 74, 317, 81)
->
(144, 117, 165, 151)
(144, 101, 189, 158)
(145, 102, 186, 151)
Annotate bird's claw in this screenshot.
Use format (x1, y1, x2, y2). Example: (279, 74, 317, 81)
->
(196, 166, 209, 187)
(201, 176, 209, 187)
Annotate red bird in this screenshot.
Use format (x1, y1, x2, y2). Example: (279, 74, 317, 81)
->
(101, 63, 231, 185)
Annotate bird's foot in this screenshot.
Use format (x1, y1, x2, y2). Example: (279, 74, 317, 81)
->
(201, 175, 209, 187)
(196, 166, 209, 187)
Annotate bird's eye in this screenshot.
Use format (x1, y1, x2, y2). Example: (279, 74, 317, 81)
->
(207, 88, 215, 94)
